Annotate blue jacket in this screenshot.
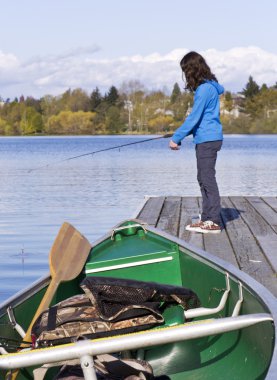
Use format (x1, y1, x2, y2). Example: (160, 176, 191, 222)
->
(172, 80, 224, 145)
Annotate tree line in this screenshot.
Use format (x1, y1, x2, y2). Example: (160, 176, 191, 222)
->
(0, 77, 276, 136)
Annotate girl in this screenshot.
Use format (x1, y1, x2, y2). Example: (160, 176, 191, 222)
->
(170, 51, 224, 234)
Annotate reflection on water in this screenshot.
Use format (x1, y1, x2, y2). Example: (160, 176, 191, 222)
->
(0, 135, 276, 303)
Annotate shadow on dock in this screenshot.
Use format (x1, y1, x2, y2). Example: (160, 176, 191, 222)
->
(221, 207, 244, 225)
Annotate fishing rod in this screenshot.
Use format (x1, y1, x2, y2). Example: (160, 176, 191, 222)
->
(28, 133, 173, 173)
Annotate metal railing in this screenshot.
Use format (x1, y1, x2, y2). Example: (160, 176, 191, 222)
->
(0, 313, 273, 380)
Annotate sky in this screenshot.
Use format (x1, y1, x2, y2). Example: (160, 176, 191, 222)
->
(0, 0, 276, 99)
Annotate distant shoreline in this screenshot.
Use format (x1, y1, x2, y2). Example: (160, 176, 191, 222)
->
(0, 132, 277, 138)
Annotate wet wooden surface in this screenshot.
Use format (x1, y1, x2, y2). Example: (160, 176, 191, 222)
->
(137, 196, 277, 296)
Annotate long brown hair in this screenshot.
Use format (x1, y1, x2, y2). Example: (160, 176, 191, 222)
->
(180, 51, 217, 92)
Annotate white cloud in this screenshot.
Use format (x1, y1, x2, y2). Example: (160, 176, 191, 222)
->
(204, 47, 277, 91)
(0, 46, 276, 99)
(0, 51, 19, 70)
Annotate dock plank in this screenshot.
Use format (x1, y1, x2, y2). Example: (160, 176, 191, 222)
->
(178, 197, 204, 250)
(138, 196, 165, 226)
(230, 196, 277, 274)
(262, 197, 277, 212)
(246, 197, 277, 233)
(203, 230, 238, 268)
(221, 197, 277, 295)
(156, 196, 181, 236)
(136, 195, 277, 296)
(220, 198, 267, 271)
(207, 200, 241, 267)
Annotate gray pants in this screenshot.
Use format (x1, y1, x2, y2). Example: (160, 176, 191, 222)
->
(196, 140, 222, 225)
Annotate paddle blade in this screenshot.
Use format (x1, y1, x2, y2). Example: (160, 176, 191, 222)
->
(9, 223, 92, 379)
(49, 222, 92, 282)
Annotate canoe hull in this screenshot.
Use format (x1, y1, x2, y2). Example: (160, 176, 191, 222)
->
(0, 220, 276, 379)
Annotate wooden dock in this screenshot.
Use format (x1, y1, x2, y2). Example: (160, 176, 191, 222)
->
(136, 196, 277, 297)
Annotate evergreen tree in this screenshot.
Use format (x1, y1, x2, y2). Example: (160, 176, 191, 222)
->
(170, 83, 181, 103)
(260, 83, 268, 92)
(105, 86, 119, 106)
(90, 87, 102, 111)
(242, 76, 260, 98)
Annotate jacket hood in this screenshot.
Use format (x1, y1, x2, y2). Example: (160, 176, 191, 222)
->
(206, 80, 224, 95)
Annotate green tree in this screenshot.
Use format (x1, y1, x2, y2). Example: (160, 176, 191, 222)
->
(45, 110, 97, 135)
(258, 88, 277, 111)
(243, 86, 277, 119)
(59, 88, 90, 112)
(44, 114, 62, 134)
(148, 114, 174, 134)
(25, 96, 42, 113)
(260, 84, 268, 92)
(105, 106, 122, 134)
(90, 87, 102, 111)
(40, 95, 61, 120)
(168, 92, 193, 122)
(170, 83, 181, 103)
(221, 114, 251, 134)
(242, 76, 260, 98)
(224, 91, 233, 112)
(105, 86, 120, 107)
(0, 117, 10, 135)
(0, 101, 23, 133)
(20, 107, 43, 135)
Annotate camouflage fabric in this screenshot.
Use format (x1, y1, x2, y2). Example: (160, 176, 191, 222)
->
(94, 354, 153, 379)
(32, 277, 200, 348)
(54, 354, 154, 380)
(32, 293, 164, 347)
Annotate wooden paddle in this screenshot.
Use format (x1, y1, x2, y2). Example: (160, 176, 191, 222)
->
(10, 222, 92, 379)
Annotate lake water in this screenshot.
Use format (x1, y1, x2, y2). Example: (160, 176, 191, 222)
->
(0, 134, 277, 304)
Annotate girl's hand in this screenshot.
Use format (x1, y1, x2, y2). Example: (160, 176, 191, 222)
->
(169, 140, 180, 150)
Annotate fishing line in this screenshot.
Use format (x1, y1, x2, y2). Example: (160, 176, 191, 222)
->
(28, 133, 173, 173)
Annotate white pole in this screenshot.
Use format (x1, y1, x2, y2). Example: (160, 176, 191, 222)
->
(80, 355, 97, 380)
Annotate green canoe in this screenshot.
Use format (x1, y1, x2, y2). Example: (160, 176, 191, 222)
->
(0, 220, 276, 379)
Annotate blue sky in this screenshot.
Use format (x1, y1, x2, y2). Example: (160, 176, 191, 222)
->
(0, 0, 276, 98)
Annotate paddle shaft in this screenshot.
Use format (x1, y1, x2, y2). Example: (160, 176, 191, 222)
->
(21, 279, 60, 345)
(8, 280, 61, 380)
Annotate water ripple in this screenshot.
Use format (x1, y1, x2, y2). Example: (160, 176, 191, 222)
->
(0, 135, 276, 303)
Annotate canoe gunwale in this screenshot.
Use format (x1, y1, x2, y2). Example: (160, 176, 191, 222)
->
(144, 222, 277, 380)
(0, 219, 276, 379)
(0, 274, 50, 316)
(0, 313, 273, 371)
